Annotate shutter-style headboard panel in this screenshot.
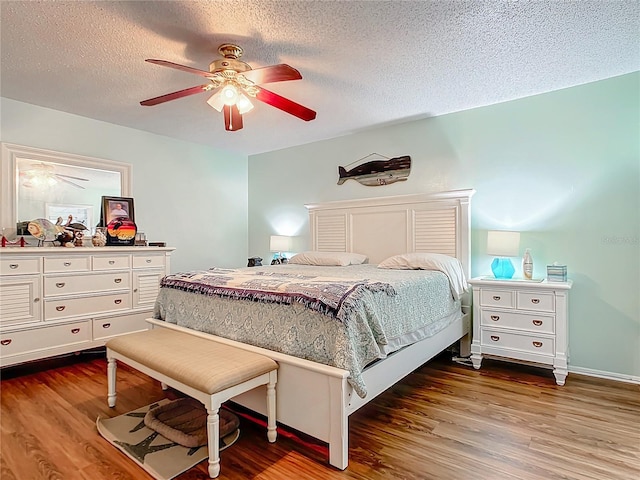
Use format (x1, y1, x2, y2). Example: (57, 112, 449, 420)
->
(306, 189, 474, 280)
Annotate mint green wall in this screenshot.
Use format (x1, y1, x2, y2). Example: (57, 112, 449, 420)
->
(248, 72, 640, 380)
(1, 98, 249, 272)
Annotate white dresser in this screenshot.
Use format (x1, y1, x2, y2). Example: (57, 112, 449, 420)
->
(0, 246, 174, 367)
(469, 277, 572, 385)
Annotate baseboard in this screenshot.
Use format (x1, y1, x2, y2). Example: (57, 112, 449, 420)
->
(569, 366, 640, 385)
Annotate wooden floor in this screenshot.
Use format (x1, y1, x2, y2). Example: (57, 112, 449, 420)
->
(1, 350, 638, 480)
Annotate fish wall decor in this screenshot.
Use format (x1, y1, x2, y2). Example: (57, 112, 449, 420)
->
(337, 154, 411, 186)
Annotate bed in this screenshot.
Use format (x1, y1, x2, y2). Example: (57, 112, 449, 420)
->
(149, 189, 474, 469)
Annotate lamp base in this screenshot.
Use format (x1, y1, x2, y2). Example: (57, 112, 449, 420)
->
(491, 257, 515, 279)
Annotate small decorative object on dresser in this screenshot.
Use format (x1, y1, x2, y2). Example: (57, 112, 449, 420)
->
(469, 277, 572, 385)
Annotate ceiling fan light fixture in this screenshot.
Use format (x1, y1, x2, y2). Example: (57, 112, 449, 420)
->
(206, 91, 225, 112)
(220, 84, 239, 106)
(236, 93, 254, 114)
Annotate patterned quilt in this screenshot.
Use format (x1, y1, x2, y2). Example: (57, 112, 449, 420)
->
(154, 264, 461, 398)
(160, 268, 396, 324)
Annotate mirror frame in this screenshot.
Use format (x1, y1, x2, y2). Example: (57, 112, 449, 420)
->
(1, 143, 132, 235)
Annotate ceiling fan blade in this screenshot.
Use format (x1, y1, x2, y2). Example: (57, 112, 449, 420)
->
(56, 174, 88, 181)
(254, 87, 317, 122)
(140, 85, 212, 106)
(146, 59, 213, 78)
(242, 64, 302, 85)
(223, 105, 244, 131)
(56, 176, 85, 189)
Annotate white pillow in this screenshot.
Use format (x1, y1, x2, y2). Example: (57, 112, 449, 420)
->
(378, 252, 468, 300)
(288, 251, 367, 266)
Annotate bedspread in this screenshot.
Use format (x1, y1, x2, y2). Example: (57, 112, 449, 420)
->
(160, 268, 395, 323)
(154, 264, 461, 398)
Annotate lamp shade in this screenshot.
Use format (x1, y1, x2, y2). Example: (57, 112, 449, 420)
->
(487, 231, 520, 257)
(270, 235, 292, 252)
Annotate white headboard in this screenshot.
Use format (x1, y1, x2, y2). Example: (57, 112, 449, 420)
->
(305, 189, 475, 280)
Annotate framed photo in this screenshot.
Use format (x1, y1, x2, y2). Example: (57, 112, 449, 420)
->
(101, 196, 135, 226)
(46, 203, 93, 232)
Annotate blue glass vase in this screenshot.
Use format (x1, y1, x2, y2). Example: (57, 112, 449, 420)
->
(491, 257, 515, 279)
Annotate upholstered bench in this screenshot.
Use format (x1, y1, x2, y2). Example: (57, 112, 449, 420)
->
(105, 327, 278, 479)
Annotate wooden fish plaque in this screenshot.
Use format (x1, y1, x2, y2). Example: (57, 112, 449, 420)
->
(337, 154, 411, 186)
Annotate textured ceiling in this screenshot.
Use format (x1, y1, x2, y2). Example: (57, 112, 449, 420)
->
(2, 1, 639, 156)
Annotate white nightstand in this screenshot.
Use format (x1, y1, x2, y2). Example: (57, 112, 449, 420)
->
(469, 277, 573, 385)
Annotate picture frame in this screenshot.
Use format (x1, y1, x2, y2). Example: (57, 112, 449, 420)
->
(101, 196, 135, 226)
(46, 203, 93, 232)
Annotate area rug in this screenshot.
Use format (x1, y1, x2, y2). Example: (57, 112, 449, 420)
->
(97, 399, 240, 480)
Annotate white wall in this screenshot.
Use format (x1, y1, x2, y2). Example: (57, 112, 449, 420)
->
(0, 97, 249, 272)
(248, 73, 640, 381)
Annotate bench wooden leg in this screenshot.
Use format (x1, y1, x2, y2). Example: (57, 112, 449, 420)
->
(107, 356, 117, 407)
(206, 403, 221, 478)
(266, 370, 277, 443)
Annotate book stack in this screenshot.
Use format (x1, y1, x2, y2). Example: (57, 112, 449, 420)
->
(547, 264, 567, 282)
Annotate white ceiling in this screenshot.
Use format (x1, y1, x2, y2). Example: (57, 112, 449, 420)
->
(2, 1, 638, 156)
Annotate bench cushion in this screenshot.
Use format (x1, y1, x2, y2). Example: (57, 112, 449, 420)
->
(106, 328, 277, 394)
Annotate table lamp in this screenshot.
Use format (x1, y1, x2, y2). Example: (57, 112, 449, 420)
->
(270, 235, 292, 264)
(487, 230, 520, 279)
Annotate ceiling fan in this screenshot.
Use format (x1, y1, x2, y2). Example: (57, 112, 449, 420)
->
(21, 163, 89, 189)
(140, 44, 317, 131)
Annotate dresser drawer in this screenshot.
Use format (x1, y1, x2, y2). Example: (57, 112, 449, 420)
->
(44, 272, 130, 297)
(44, 256, 91, 273)
(0, 321, 91, 358)
(481, 329, 555, 357)
(133, 254, 165, 269)
(93, 312, 150, 341)
(516, 291, 555, 313)
(92, 255, 131, 271)
(480, 310, 555, 334)
(1, 257, 41, 275)
(44, 292, 131, 320)
(480, 289, 515, 308)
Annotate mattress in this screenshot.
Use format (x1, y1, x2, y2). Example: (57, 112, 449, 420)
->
(153, 264, 462, 398)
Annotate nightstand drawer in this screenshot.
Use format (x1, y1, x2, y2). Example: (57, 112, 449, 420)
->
(482, 330, 555, 356)
(516, 291, 555, 312)
(480, 310, 555, 334)
(480, 289, 515, 308)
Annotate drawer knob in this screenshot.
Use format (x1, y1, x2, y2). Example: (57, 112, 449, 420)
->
(109, 260, 115, 265)
(55, 282, 65, 288)
(490, 315, 500, 321)
(71, 328, 80, 334)
(114, 299, 122, 304)
(146, 259, 152, 263)
(531, 298, 540, 304)
(532, 320, 543, 326)
(64, 262, 71, 267)
(490, 335, 500, 342)
(1, 339, 12, 346)
(102, 323, 111, 329)
(56, 305, 66, 311)
(492, 295, 501, 301)
(114, 278, 122, 283)
(9, 264, 18, 269)
(533, 341, 543, 348)
(34, 297, 40, 303)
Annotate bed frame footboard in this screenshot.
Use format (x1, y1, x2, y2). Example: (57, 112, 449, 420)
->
(146, 313, 469, 470)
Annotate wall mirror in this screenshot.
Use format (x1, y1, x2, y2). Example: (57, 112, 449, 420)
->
(1, 143, 131, 236)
